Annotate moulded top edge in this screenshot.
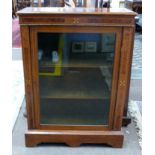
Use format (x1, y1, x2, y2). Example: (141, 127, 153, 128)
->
(17, 7, 137, 16)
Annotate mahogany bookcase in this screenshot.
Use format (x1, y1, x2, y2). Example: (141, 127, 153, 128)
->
(17, 7, 136, 147)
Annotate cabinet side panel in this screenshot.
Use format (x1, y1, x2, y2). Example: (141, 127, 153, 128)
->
(108, 28, 122, 129)
(20, 26, 35, 129)
(113, 27, 135, 130)
(123, 27, 135, 117)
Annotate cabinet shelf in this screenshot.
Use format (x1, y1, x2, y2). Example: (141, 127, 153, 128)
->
(40, 98, 110, 125)
(39, 56, 113, 69)
(40, 115, 108, 125)
(40, 68, 110, 99)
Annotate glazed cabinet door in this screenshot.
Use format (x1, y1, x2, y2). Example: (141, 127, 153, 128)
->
(30, 26, 122, 130)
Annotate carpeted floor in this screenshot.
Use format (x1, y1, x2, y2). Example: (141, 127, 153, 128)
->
(12, 18, 21, 48)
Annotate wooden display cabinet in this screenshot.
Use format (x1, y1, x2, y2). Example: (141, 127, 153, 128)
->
(17, 7, 136, 147)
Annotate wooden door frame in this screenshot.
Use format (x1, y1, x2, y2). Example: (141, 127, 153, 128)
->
(30, 25, 122, 131)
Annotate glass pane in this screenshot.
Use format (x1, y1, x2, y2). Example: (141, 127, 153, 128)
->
(37, 32, 116, 126)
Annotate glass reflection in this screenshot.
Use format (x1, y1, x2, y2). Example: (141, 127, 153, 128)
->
(38, 32, 116, 125)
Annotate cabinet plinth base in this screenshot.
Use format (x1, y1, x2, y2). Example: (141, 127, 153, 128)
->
(25, 130, 124, 148)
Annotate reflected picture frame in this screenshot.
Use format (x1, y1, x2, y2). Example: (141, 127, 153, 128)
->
(72, 42, 84, 53)
(101, 33, 116, 52)
(85, 42, 97, 53)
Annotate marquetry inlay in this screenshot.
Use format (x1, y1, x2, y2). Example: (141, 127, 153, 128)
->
(20, 17, 65, 24)
(73, 18, 79, 24)
(119, 80, 126, 87)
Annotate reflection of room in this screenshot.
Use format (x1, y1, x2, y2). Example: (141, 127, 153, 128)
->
(37, 32, 115, 125)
